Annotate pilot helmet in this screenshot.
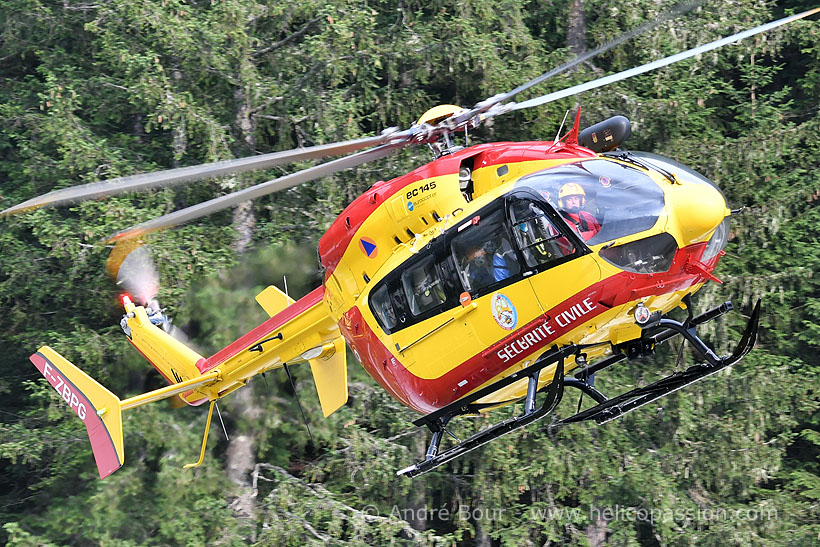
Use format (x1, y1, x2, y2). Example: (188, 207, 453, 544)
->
(559, 182, 586, 208)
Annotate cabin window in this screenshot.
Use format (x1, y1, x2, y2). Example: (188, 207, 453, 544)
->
(402, 255, 447, 316)
(451, 209, 520, 293)
(509, 200, 576, 268)
(370, 284, 397, 330)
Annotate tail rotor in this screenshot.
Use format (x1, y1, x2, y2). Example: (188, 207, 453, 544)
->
(106, 241, 189, 342)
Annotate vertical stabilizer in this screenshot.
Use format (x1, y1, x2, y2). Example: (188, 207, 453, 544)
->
(255, 284, 296, 317)
(309, 337, 348, 417)
(31, 347, 124, 479)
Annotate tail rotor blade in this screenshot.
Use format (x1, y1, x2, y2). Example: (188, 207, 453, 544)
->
(112, 245, 159, 306)
(106, 242, 199, 347)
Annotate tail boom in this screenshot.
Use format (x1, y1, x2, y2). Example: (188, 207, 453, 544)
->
(30, 285, 348, 479)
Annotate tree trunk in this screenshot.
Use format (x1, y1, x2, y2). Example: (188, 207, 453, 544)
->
(225, 388, 259, 542)
(567, 0, 587, 57)
(231, 84, 257, 255)
(226, 78, 260, 526)
(586, 505, 608, 546)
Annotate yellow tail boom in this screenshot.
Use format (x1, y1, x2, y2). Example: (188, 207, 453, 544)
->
(31, 285, 348, 479)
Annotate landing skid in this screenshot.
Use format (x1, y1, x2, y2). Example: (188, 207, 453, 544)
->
(397, 299, 761, 478)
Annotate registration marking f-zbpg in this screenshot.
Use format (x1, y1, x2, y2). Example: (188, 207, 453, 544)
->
(43, 361, 88, 420)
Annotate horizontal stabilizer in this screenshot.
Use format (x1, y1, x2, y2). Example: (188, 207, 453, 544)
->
(255, 284, 295, 317)
(30, 347, 124, 479)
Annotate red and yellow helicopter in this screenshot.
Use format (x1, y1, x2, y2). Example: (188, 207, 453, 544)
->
(5, 7, 818, 480)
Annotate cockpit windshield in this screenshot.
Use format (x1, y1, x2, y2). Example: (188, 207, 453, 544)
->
(517, 159, 666, 245)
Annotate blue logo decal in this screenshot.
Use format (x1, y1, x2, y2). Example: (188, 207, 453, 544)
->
(359, 237, 378, 258)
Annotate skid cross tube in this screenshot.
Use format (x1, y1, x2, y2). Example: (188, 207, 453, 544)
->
(398, 358, 565, 478)
(571, 300, 736, 381)
(413, 343, 599, 431)
(563, 378, 608, 404)
(648, 300, 734, 348)
(558, 299, 760, 426)
(525, 370, 541, 415)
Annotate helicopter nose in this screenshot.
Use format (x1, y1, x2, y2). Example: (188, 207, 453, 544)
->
(669, 182, 728, 246)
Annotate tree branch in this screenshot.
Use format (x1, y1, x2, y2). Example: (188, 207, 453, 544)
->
(255, 463, 422, 540)
(252, 17, 323, 59)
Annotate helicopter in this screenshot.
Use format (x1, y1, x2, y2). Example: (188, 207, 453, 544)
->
(5, 6, 817, 480)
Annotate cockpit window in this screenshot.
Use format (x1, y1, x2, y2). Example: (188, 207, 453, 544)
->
(509, 200, 576, 268)
(370, 284, 397, 330)
(518, 159, 665, 245)
(627, 151, 728, 206)
(451, 209, 520, 292)
(402, 255, 446, 316)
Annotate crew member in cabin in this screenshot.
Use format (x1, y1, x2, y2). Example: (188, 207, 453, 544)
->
(464, 241, 513, 290)
(464, 245, 495, 289)
(558, 182, 601, 241)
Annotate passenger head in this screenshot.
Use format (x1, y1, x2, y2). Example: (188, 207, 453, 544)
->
(467, 245, 487, 268)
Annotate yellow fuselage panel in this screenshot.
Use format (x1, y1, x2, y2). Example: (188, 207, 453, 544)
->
(325, 156, 593, 321)
(330, 150, 728, 412)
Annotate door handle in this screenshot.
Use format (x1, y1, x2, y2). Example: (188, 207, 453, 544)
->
(455, 302, 478, 319)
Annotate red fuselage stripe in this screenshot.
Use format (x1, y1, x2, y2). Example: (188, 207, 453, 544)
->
(198, 286, 325, 373)
(342, 244, 713, 414)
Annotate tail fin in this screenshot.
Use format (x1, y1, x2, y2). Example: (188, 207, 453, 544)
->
(255, 284, 295, 316)
(30, 347, 124, 479)
(255, 285, 348, 417)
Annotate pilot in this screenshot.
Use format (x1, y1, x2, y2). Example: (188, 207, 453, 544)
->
(558, 183, 601, 240)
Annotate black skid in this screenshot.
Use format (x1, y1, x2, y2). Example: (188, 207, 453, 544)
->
(560, 299, 761, 425)
(397, 349, 568, 478)
(397, 299, 761, 478)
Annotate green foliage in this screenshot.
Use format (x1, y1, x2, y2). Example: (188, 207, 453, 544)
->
(2, 0, 820, 545)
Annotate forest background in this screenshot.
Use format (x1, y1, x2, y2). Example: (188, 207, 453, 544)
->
(1, 0, 819, 545)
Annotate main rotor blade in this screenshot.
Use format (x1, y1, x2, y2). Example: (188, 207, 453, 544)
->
(507, 6, 820, 114)
(107, 138, 412, 242)
(1, 131, 401, 216)
(451, 0, 704, 126)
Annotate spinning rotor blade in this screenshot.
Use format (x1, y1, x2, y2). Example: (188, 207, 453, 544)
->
(1, 130, 402, 216)
(504, 7, 820, 114)
(448, 0, 704, 127)
(2, 2, 699, 218)
(112, 245, 159, 306)
(108, 138, 411, 242)
(8, 3, 816, 244)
